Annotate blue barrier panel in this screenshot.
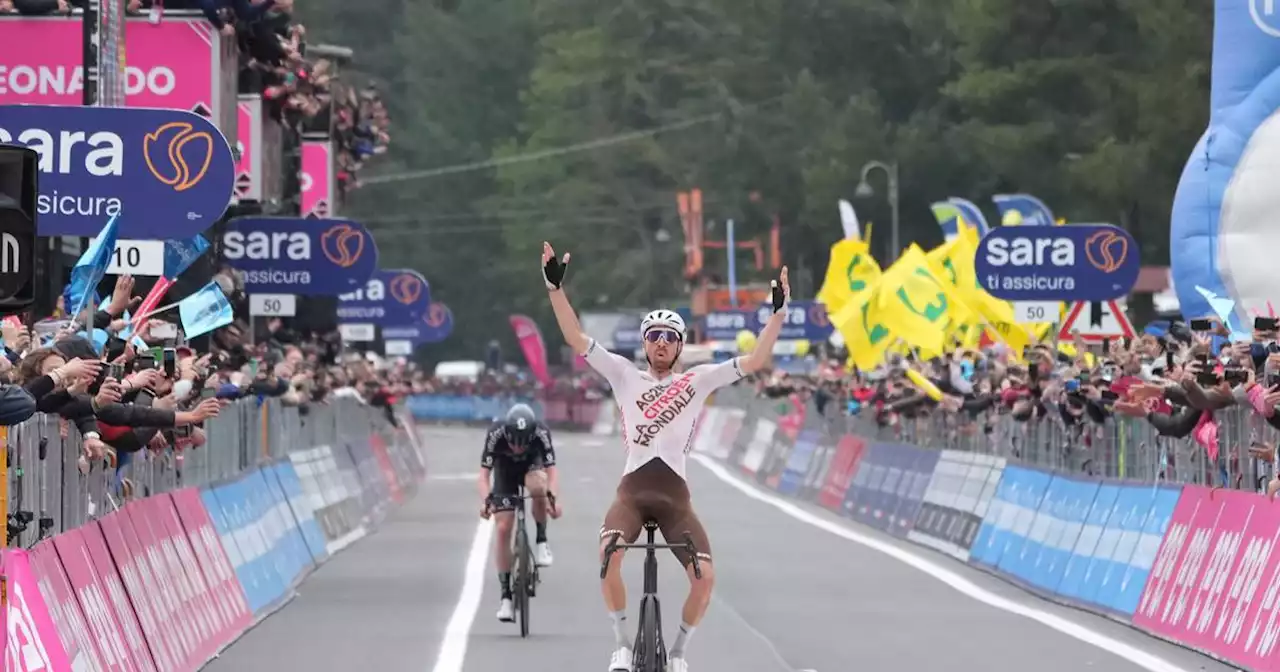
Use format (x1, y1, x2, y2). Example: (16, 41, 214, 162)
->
(995, 467, 1056, 581)
(256, 467, 316, 585)
(1077, 484, 1154, 608)
(237, 472, 291, 609)
(1031, 475, 1100, 593)
(271, 462, 330, 564)
(1087, 484, 1157, 611)
(199, 485, 258, 611)
(844, 443, 883, 521)
(204, 478, 279, 614)
(851, 445, 892, 528)
(407, 394, 543, 422)
(777, 430, 819, 496)
(890, 448, 940, 538)
(970, 466, 1049, 569)
(1106, 485, 1182, 616)
(1057, 483, 1121, 601)
(878, 445, 915, 532)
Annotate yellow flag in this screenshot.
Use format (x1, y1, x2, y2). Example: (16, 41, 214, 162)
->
(871, 245, 961, 353)
(840, 284, 893, 371)
(816, 239, 881, 314)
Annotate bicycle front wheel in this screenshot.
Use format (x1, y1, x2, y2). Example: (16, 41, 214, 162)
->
(634, 595, 663, 671)
(516, 528, 531, 637)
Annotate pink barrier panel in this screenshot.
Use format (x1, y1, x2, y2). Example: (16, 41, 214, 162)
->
(154, 494, 240, 657)
(53, 529, 150, 670)
(1133, 486, 1280, 669)
(27, 542, 104, 671)
(127, 500, 200, 669)
(81, 524, 155, 672)
(4, 549, 72, 672)
(169, 489, 252, 636)
(99, 510, 181, 672)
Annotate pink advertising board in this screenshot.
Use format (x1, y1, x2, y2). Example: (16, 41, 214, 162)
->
(0, 15, 230, 115)
(301, 140, 334, 219)
(235, 95, 263, 202)
(52, 529, 144, 671)
(170, 489, 252, 636)
(1133, 486, 1280, 670)
(99, 510, 181, 672)
(151, 495, 228, 663)
(3, 549, 72, 672)
(79, 524, 156, 672)
(126, 500, 199, 670)
(27, 541, 105, 672)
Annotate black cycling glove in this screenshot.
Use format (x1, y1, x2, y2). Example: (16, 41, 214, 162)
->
(544, 254, 569, 290)
(771, 278, 786, 313)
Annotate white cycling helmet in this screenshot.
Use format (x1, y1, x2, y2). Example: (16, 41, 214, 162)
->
(640, 309, 686, 341)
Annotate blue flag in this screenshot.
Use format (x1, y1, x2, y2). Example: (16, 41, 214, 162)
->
(163, 234, 210, 280)
(178, 281, 234, 339)
(66, 214, 122, 319)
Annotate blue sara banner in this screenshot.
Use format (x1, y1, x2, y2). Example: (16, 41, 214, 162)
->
(222, 217, 379, 295)
(974, 224, 1139, 301)
(337, 269, 430, 325)
(382, 302, 454, 344)
(0, 105, 235, 238)
(703, 300, 833, 341)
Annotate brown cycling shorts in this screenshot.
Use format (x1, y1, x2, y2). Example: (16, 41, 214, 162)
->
(599, 458, 712, 568)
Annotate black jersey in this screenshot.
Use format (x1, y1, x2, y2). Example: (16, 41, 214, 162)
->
(480, 420, 557, 469)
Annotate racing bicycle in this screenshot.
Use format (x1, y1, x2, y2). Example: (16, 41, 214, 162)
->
(488, 487, 556, 638)
(600, 519, 703, 672)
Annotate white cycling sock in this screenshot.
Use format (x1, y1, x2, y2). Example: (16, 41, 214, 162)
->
(670, 622, 696, 657)
(609, 610, 629, 648)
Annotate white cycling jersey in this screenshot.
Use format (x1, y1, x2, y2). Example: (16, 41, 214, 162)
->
(583, 339, 745, 480)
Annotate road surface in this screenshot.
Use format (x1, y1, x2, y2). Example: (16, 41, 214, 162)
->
(207, 426, 1233, 672)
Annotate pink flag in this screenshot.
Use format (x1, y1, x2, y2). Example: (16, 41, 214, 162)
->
(509, 315, 554, 388)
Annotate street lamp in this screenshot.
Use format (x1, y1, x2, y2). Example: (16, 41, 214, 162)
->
(855, 160, 900, 259)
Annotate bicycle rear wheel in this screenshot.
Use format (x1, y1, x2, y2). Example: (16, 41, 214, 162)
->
(515, 527, 531, 637)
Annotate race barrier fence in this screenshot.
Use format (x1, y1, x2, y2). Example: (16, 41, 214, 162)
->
(0, 398, 427, 671)
(692, 386, 1280, 671)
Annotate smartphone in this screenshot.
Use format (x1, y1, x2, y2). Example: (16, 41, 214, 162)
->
(1102, 337, 1111, 352)
(108, 363, 125, 380)
(1191, 318, 1214, 332)
(1166, 352, 1175, 370)
(173, 425, 192, 439)
(92, 363, 109, 390)
(1224, 368, 1250, 385)
(1065, 379, 1081, 393)
(1257, 317, 1279, 332)
(136, 353, 157, 372)
(162, 348, 176, 378)
(200, 386, 217, 400)
(1197, 370, 1221, 387)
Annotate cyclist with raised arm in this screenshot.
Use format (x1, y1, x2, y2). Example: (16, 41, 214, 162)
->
(479, 403, 563, 623)
(540, 241, 789, 672)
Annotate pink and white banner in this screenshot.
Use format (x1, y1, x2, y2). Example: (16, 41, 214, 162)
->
(169, 489, 253, 643)
(0, 17, 226, 115)
(1133, 486, 1280, 669)
(53, 528, 151, 671)
(509, 314, 553, 388)
(234, 97, 260, 201)
(301, 141, 334, 219)
(3, 549, 72, 672)
(27, 542, 102, 671)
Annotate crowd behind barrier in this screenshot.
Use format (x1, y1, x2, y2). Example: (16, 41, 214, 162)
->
(700, 383, 1280, 671)
(0, 396, 427, 671)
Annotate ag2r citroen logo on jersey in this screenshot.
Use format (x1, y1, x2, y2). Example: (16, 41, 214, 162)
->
(0, 104, 234, 239)
(222, 217, 379, 296)
(632, 373, 697, 447)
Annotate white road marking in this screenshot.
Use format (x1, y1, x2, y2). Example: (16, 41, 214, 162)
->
(429, 473, 480, 482)
(429, 519, 493, 672)
(581, 439, 605, 448)
(690, 454, 1191, 672)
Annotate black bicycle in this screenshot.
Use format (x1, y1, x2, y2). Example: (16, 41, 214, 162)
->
(600, 520, 702, 672)
(487, 487, 556, 638)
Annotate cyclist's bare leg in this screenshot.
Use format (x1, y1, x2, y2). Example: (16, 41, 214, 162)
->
(494, 511, 515, 572)
(524, 469, 549, 523)
(682, 561, 714, 626)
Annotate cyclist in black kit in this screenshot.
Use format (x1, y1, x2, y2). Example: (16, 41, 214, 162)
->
(479, 403, 563, 622)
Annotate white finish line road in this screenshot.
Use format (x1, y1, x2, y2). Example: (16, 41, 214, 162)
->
(206, 426, 1232, 672)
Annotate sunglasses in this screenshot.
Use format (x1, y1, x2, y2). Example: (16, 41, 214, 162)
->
(644, 330, 682, 344)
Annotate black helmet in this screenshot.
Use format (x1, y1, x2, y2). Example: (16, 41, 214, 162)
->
(504, 403, 538, 445)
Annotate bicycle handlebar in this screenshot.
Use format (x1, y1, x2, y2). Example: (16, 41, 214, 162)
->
(483, 491, 557, 515)
(599, 531, 703, 580)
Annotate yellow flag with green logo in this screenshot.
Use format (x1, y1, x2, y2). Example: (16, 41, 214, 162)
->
(839, 282, 893, 371)
(871, 245, 962, 353)
(816, 239, 881, 315)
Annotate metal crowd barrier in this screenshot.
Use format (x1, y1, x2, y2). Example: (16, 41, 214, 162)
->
(2, 397, 394, 549)
(712, 385, 1273, 493)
